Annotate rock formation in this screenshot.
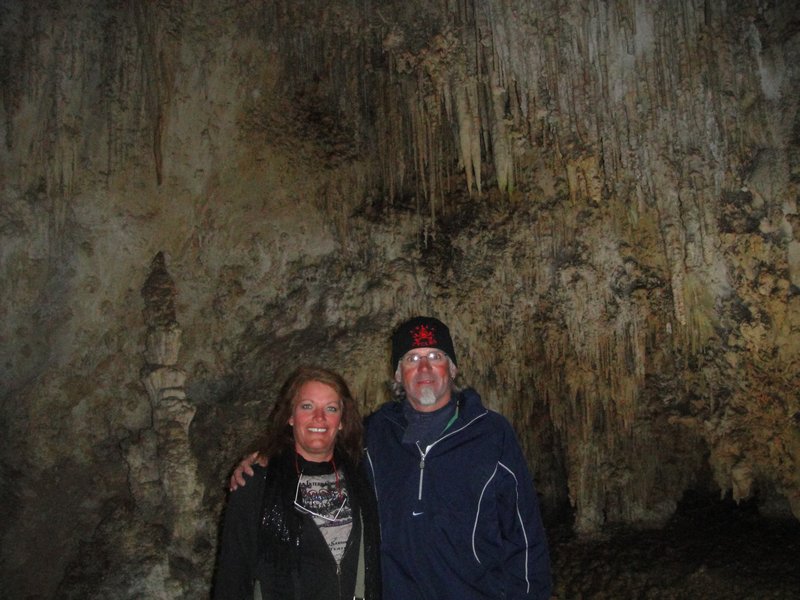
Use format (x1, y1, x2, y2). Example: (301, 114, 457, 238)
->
(1, 0, 798, 597)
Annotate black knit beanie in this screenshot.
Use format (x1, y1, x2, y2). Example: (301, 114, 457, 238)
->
(391, 316, 457, 370)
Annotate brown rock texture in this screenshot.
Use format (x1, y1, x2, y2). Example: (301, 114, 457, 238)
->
(1, 0, 798, 597)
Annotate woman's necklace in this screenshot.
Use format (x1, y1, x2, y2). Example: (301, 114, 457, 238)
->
(294, 453, 343, 502)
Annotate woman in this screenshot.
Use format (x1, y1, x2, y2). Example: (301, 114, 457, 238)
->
(213, 366, 381, 599)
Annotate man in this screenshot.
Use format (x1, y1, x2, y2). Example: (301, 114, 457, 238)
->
(363, 316, 552, 599)
(231, 316, 552, 599)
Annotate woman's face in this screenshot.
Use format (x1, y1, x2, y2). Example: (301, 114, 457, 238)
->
(288, 380, 343, 461)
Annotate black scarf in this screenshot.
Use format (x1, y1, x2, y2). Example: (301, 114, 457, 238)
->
(259, 450, 304, 561)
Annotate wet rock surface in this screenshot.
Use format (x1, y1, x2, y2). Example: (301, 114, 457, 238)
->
(550, 493, 800, 599)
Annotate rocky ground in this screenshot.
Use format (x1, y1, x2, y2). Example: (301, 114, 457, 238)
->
(549, 493, 800, 599)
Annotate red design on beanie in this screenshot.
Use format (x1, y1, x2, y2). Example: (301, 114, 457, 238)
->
(391, 316, 457, 369)
(410, 324, 437, 348)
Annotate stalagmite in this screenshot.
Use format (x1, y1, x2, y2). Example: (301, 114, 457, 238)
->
(139, 252, 205, 561)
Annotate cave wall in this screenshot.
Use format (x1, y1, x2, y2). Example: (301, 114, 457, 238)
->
(1, 0, 799, 597)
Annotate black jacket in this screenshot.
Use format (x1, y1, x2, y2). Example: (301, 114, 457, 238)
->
(213, 451, 381, 600)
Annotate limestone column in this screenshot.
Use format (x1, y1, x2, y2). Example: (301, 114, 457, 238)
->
(140, 252, 205, 559)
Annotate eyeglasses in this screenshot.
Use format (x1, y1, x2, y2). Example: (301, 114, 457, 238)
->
(401, 350, 448, 366)
(294, 474, 349, 522)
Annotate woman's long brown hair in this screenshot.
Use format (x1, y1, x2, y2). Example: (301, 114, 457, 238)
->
(255, 365, 363, 464)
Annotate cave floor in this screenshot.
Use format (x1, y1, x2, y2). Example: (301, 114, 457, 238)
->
(549, 495, 800, 599)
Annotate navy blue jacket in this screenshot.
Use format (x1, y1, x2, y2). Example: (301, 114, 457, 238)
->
(364, 389, 552, 599)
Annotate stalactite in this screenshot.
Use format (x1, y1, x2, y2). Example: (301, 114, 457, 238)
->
(489, 70, 514, 193)
(454, 80, 482, 194)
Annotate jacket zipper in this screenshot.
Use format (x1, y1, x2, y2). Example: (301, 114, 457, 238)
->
(414, 410, 488, 501)
(417, 446, 428, 500)
(336, 511, 359, 599)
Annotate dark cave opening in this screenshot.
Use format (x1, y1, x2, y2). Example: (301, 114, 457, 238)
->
(549, 489, 800, 599)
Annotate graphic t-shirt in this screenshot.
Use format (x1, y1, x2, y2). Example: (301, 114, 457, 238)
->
(297, 470, 353, 565)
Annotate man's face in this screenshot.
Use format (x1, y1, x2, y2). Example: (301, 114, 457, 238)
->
(396, 347, 456, 412)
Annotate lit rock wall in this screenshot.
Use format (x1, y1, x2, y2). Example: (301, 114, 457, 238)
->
(1, 0, 798, 597)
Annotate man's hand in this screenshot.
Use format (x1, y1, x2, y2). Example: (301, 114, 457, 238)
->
(228, 451, 267, 491)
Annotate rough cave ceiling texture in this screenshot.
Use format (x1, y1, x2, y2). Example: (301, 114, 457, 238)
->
(1, 0, 799, 597)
